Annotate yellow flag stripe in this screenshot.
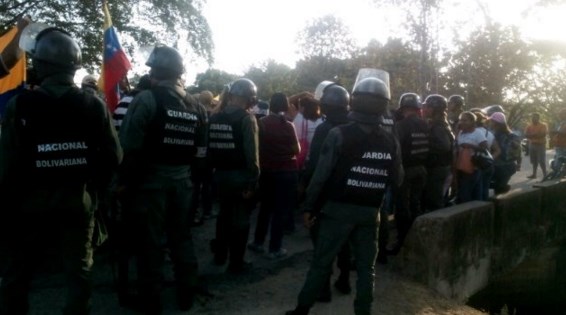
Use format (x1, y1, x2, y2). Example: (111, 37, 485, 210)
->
(0, 27, 26, 92)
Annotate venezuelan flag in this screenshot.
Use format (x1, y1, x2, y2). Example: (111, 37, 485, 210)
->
(0, 27, 25, 119)
(99, 1, 131, 112)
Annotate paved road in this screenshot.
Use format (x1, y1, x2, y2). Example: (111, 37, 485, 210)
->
(9, 150, 556, 315)
(508, 149, 555, 189)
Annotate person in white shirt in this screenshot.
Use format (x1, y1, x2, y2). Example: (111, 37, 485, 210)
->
(292, 96, 323, 170)
(455, 111, 488, 203)
(472, 110, 500, 200)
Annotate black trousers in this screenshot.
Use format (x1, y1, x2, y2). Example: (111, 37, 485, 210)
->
(0, 202, 95, 315)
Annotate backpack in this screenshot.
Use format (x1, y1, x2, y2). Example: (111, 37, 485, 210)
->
(498, 132, 521, 162)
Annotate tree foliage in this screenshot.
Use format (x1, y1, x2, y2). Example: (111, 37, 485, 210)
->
(189, 68, 237, 96)
(296, 15, 358, 60)
(505, 45, 566, 127)
(352, 38, 423, 103)
(243, 60, 297, 101)
(293, 56, 353, 94)
(442, 24, 535, 107)
(372, 0, 444, 95)
(0, 0, 214, 71)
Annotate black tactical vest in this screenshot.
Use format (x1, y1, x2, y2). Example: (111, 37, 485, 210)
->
(380, 109, 396, 134)
(208, 108, 247, 170)
(15, 88, 101, 185)
(427, 122, 454, 168)
(327, 123, 397, 207)
(145, 87, 199, 165)
(399, 115, 429, 168)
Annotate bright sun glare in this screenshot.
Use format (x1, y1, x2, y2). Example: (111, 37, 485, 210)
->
(75, 0, 566, 85)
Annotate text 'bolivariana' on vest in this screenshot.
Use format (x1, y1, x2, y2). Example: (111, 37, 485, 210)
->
(163, 137, 194, 146)
(209, 132, 233, 139)
(167, 110, 198, 121)
(346, 179, 386, 189)
(350, 166, 388, 176)
(36, 157, 87, 168)
(362, 152, 392, 160)
(209, 142, 236, 149)
(37, 142, 88, 153)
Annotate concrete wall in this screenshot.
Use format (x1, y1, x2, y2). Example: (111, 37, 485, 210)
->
(395, 181, 566, 302)
(533, 180, 566, 242)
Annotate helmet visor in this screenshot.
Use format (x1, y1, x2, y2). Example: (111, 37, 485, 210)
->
(353, 68, 391, 101)
(19, 22, 50, 54)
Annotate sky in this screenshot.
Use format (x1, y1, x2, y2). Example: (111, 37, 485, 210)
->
(191, 0, 566, 81)
(75, 0, 566, 86)
(199, 0, 392, 74)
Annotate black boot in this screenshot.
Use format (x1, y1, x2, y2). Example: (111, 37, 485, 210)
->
(376, 250, 388, 265)
(285, 305, 310, 315)
(316, 279, 332, 302)
(121, 293, 162, 315)
(334, 273, 351, 294)
(210, 239, 227, 265)
(176, 286, 195, 311)
(227, 228, 251, 274)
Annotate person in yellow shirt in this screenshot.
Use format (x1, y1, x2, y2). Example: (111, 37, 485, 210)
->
(525, 113, 548, 179)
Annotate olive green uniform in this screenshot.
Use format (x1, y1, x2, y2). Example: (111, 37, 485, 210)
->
(0, 74, 122, 315)
(295, 122, 402, 315)
(118, 79, 207, 311)
(208, 105, 259, 271)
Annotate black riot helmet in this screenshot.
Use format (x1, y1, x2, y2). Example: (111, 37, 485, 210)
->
(146, 45, 184, 80)
(350, 77, 390, 116)
(32, 28, 81, 74)
(399, 93, 422, 109)
(229, 78, 258, 106)
(320, 84, 349, 109)
(423, 94, 448, 111)
(448, 95, 465, 109)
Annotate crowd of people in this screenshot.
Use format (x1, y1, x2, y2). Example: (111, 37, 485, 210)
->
(0, 20, 562, 315)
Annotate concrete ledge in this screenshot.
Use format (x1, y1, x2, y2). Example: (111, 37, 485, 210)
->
(491, 187, 543, 276)
(395, 181, 566, 303)
(533, 180, 566, 242)
(395, 201, 494, 301)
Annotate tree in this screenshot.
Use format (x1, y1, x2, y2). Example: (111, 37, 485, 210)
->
(296, 14, 358, 60)
(243, 60, 297, 101)
(372, 0, 444, 96)
(504, 41, 566, 128)
(189, 68, 237, 96)
(0, 0, 214, 71)
(352, 38, 422, 103)
(442, 24, 535, 109)
(293, 56, 352, 94)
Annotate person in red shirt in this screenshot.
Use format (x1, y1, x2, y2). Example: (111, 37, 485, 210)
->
(248, 92, 300, 259)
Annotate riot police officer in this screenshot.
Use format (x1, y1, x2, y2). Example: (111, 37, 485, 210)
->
(447, 94, 465, 133)
(208, 78, 260, 274)
(302, 82, 352, 300)
(0, 28, 122, 314)
(118, 45, 207, 314)
(391, 93, 429, 254)
(422, 94, 454, 211)
(286, 76, 403, 315)
(304, 83, 350, 182)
